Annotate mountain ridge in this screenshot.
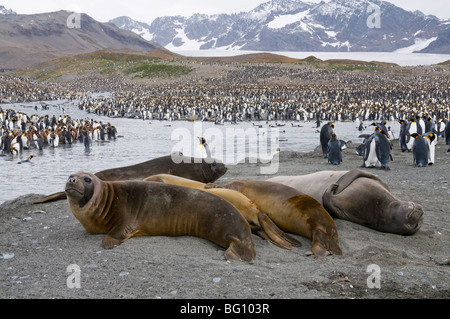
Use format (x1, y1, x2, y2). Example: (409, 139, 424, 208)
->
(0, 8, 167, 69)
(109, 0, 450, 53)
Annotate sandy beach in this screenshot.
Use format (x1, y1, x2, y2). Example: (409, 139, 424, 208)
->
(0, 139, 449, 302)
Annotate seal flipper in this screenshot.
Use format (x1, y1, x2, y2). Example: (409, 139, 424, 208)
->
(32, 191, 67, 204)
(257, 213, 302, 249)
(102, 235, 122, 250)
(102, 223, 138, 249)
(329, 169, 390, 195)
(224, 236, 255, 262)
(311, 229, 342, 257)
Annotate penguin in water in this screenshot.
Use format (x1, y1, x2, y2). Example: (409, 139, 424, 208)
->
(410, 133, 430, 167)
(327, 133, 342, 165)
(320, 122, 334, 158)
(362, 127, 392, 170)
(18, 155, 34, 164)
(397, 119, 409, 152)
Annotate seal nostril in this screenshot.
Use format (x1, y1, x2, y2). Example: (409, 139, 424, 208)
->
(68, 176, 77, 183)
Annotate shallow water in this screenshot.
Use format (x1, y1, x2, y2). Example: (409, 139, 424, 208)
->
(0, 99, 398, 204)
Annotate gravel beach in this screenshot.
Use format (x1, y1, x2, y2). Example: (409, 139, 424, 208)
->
(1, 139, 449, 301)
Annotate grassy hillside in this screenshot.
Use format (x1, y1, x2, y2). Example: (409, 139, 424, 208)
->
(16, 49, 188, 81)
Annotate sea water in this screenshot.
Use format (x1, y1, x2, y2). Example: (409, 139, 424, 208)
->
(0, 99, 396, 203)
(176, 50, 450, 66)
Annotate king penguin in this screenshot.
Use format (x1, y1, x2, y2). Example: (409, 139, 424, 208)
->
(410, 133, 429, 167)
(362, 127, 392, 170)
(398, 119, 409, 152)
(423, 132, 437, 165)
(327, 133, 343, 165)
(320, 122, 334, 158)
(196, 136, 211, 158)
(445, 120, 450, 153)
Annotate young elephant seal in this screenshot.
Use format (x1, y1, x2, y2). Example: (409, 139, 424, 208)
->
(65, 172, 255, 262)
(144, 174, 302, 250)
(207, 180, 342, 258)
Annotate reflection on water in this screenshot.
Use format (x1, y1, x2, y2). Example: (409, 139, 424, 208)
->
(0, 100, 398, 203)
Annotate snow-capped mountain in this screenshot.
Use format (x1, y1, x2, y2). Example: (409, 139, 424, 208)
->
(0, 5, 16, 15)
(110, 0, 449, 53)
(109, 16, 153, 41)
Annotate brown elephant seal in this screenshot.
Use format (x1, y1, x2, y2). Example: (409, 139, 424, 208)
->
(65, 172, 255, 262)
(206, 180, 342, 258)
(144, 174, 302, 250)
(268, 169, 423, 235)
(33, 153, 227, 204)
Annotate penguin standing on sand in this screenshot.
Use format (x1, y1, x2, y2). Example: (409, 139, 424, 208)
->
(445, 120, 450, 153)
(327, 133, 343, 165)
(424, 132, 437, 165)
(410, 133, 430, 167)
(320, 122, 334, 158)
(398, 119, 409, 152)
(406, 118, 420, 151)
(362, 127, 392, 170)
(425, 117, 435, 133)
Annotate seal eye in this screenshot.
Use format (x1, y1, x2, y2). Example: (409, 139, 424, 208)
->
(84, 177, 92, 183)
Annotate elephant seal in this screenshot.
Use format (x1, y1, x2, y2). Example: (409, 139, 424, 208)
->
(206, 180, 342, 257)
(33, 153, 227, 204)
(94, 153, 226, 183)
(268, 169, 423, 235)
(144, 174, 302, 250)
(65, 172, 255, 262)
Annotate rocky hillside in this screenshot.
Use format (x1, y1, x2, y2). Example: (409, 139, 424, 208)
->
(0, 9, 165, 69)
(110, 0, 450, 53)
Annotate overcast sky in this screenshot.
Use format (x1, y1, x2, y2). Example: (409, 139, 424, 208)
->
(2, 0, 449, 24)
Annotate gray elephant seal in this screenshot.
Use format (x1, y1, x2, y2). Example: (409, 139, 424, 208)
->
(33, 153, 227, 204)
(268, 169, 423, 235)
(65, 172, 255, 262)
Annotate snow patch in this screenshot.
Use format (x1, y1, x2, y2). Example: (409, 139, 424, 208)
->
(394, 37, 438, 53)
(132, 28, 153, 42)
(268, 10, 310, 30)
(165, 26, 208, 51)
(324, 30, 337, 38)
